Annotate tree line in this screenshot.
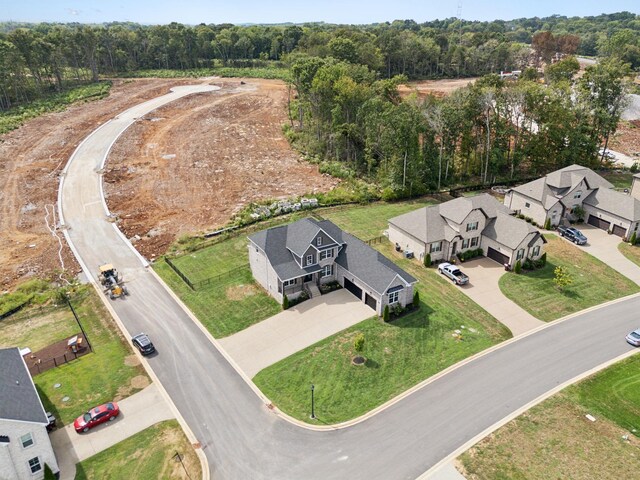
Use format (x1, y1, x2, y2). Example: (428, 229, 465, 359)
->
(1, 12, 638, 110)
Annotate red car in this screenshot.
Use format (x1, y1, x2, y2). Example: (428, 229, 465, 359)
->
(74, 402, 119, 433)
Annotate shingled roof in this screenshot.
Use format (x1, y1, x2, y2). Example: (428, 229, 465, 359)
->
(249, 218, 416, 294)
(0, 347, 48, 424)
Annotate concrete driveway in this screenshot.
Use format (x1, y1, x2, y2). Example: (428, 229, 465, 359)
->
(454, 257, 545, 337)
(577, 225, 640, 284)
(50, 384, 174, 480)
(218, 289, 374, 378)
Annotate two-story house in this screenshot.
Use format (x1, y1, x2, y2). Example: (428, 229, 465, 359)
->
(248, 218, 417, 315)
(388, 193, 546, 266)
(0, 348, 59, 480)
(505, 164, 640, 238)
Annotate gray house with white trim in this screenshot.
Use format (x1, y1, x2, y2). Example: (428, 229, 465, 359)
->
(248, 218, 417, 315)
(0, 348, 59, 480)
(388, 193, 546, 267)
(505, 164, 640, 238)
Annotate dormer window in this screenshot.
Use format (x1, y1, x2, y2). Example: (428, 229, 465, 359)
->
(466, 221, 479, 232)
(306, 254, 314, 265)
(574, 190, 582, 199)
(317, 236, 322, 246)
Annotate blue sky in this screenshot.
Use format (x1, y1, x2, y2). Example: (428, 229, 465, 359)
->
(2, 0, 638, 25)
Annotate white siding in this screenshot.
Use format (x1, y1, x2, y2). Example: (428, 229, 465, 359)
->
(248, 242, 283, 303)
(505, 192, 548, 226)
(0, 420, 58, 480)
(480, 236, 515, 264)
(583, 205, 632, 237)
(388, 224, 426, 259)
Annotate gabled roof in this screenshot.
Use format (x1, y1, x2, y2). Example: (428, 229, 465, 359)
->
(0, 347, 48, 424)
(583, 188, 640, 221)
(389, 193, 511, 244)
(482, 212, 541, 249)
(283, 218, 338, 257)
(249, 218, 416, 294)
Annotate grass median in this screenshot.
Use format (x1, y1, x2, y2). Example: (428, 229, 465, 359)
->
(500, 235, 639, 321)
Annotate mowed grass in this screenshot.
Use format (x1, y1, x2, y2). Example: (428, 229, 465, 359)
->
(459, 354, 640, 479)
(322, 198, 435, 241)
(33, 288, 148, 425)
(0, 307, 77, 352)
(75, 420, 201, 480)
(619, 242, 640, 268)
(154, 262, 280, 338)
(600, 170, 633, 190)
(499, 235, 639, 321)
(254, 242, 510, 424)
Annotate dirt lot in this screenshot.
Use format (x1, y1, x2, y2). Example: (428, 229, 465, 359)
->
(0, 77, 337, 288)
(398, 78, 478, 98)
(609, 119, 640, 157)
(103, 78, 338, 258)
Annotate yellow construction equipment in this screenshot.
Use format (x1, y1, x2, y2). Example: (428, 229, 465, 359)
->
(98, 264, 129, 299)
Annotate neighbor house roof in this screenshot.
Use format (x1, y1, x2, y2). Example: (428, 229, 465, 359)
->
(482, 212, 544, 249)
(389, 193, 512, 244)
(0, 347, 48, 424)
(249, 218, 416, 293)
(583, 188, 640, 222)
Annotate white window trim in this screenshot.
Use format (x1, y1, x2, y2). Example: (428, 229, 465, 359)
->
(283, 279, 295, 287)
(466, 221, 479, 232)
(321, 265, 332, 278)
(470, 236, 479, 247)
(28, 457, 41, 474)
(430, 241, 442, 253)
(388, 291, 399, 304)
(532, 245, 540, 257)
(20, 432, 34, 449)
(516, 248, 525, 260)
(320, 249, 333, 260)
(574, 190, 582, 199)
(306, 254, 314, 265)
(317, 236, 322, 246)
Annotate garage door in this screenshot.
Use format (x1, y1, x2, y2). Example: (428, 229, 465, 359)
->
(364, 293, 377, 311)
(487, 247, 509, 265)
(343, 278, 362, 300)
(612, 224, 627, 237)
(588, 215, 610, 231)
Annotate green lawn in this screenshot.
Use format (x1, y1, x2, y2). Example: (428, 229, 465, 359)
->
(459, 354, 640, 479)
(619, 241, 640, 267)
(322, 198, 435, 241)
(254, 243, 510, 424)
(75, 420, 201, 480)
(600, 170, 633, 190)
(154, 262, 280, 338)
(499, 235, 639, 321)
(33, 288, 148, 425)
(0, 306, 78, 352)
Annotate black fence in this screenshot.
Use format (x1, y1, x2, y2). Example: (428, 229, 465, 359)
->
(192, 266, 248, 290)
(165, 257, 195, 290)
(28, 349, 90, 375)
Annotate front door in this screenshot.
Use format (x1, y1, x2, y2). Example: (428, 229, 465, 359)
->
(304, 274, 313, 283)
(451, 242, 457, 256)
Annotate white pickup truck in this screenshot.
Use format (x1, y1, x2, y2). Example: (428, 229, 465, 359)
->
(437, 262, 469, 285)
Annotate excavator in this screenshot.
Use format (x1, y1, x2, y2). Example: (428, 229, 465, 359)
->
(98, 264, 129, 299)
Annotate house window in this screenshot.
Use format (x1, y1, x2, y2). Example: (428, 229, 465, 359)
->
(320, 249, 333, 260)
(317, 236, 322, 246)
(525, 202, 530, 208)
(321, 265, 333, 278)
(470, 237, 479, 247)
(574, 190, 582, 199)
(28, 457, 41, 474)
(532, 245, 540, 257)
(571, 204, 579, 213)
(388, 291, 399, 304)
(516, 248, 525, 260)
(466, 221, 479, 232)
(306, 254, 314, 265)
(20, 433, 34, 449)
(430, 242, 442, 253)
(283, 279, 295, 287)
(551, 211, 557, 219)
(462, 238, 470, 249)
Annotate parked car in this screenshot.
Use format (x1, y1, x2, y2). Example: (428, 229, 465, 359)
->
(557, 226, 587, 245)
(626, 328, 640, 347)
(132, 333, 155, 355)
(74, 402, 119, 433)
(438, 262, 469, 285)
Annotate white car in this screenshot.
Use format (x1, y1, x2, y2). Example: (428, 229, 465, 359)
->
(626, 328, 640, 347)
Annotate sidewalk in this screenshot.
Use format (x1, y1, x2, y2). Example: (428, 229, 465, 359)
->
(50, 383, 174, 480)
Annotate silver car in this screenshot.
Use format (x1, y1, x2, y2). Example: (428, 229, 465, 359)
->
(626, 328, 640, 347)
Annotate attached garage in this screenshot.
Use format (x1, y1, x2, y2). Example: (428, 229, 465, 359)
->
(588, 215, 610, 231)
(343, 278, 362, 300)
(487, 247, 509, 265)
(612, 224, 627, 237)
(364, 293, 377, 311)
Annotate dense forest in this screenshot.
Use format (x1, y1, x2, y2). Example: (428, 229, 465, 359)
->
(0, 12, 638, 195)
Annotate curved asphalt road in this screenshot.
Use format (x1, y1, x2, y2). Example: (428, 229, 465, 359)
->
(59, 85, 640, 480)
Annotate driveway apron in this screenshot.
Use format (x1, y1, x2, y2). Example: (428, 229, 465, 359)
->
(218, 289, 374, 378)
(578, 225, 640, 284)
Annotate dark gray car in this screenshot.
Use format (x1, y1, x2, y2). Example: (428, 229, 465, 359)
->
(132, 333, 156, 355)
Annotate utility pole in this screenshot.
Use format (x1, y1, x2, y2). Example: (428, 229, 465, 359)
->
(66, 294, 92, 352)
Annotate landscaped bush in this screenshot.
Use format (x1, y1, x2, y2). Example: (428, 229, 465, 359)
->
(457, 248, 483, 262)
(383, 305, 390, 322)
(514, 259, 522, 274)
(424, 253, 431, 267)
(630, 232, 637, 245)
(319, 281, 342, 294)
(282, 294, 289, 310)
(287, 292, 309, 308)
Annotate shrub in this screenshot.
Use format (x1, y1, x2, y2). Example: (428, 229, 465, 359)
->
(523, 258, 534, 270)
(424, 253, 431, 267)
(282, 294, 289, 310)
(383, 305, 390, 322)
(631, 162, 639, 174)
(353, 333, 365, 353)
(630, 232, 637, 245)
(514, 259, 522, 274)
(554, 266, 573, 290)
(413, 290, 420, 306)
(544, 218, 551, 230)
(540, 252, 547, 266)
(44, 464, 56, 480)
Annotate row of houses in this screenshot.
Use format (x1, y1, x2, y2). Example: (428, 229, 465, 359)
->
(249, 164, 633, 313)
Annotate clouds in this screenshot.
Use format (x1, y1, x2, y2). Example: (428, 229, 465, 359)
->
(65, 8, 81, 16)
